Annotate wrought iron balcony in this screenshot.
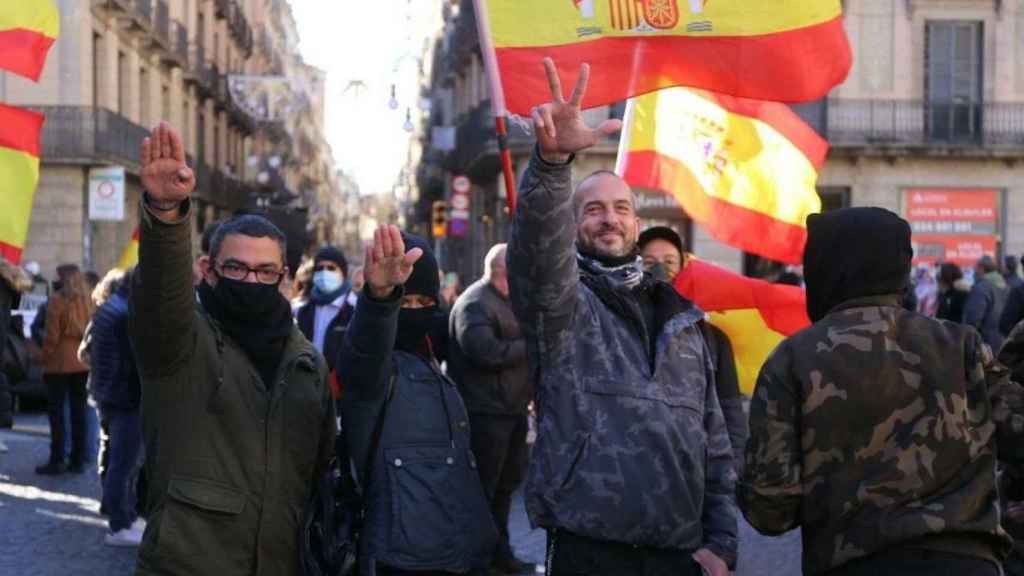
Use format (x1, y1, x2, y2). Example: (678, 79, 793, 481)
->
(133, 0, 152, 29)
(793, 99, 1024, 156)
(31, 106, 150, 169)
(170, 20, 188, 64)
(152, 0, 170, 48)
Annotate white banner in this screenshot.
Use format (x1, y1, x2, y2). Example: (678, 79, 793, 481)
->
(89, 166, 126, 221)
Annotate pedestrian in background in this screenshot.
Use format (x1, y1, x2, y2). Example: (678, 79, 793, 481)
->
(36, 264, 94, 475)
(296, 245, 356, 397)
(0, 256, 32, 451)
(290, 259, 315, 313)
(964, 255, 1009, 350)
(936, 262, 969, 323)
(1005, 255, 1023, 291)
(84, 268, 145, 547)
(742, 207, 1024, 576)
(339, 225, 496, 575)
(449, 243, 533, 574)
(638, 226, 748, 477)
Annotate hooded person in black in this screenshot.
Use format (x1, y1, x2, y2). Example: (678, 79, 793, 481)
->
(742, 206, 1024, 576)
(338, 225, 496, 575)
(802, 207, 913, 322)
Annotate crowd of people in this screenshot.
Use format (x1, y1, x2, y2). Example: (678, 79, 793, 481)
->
(3, 60, 1024, 576)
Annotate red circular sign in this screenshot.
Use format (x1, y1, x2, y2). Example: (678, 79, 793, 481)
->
(98, 181, 116, 199)
(452, 175, 471, 194)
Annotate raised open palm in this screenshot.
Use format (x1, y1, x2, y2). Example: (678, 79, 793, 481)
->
(365, 225, 423, 299)
(531, 58, 622, 162)
(141, 121, 195, 204)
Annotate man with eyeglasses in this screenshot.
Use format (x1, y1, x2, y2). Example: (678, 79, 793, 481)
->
(128, 122, 336, 576)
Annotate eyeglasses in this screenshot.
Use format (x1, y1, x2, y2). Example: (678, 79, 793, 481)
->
(214, 260, 286, 285)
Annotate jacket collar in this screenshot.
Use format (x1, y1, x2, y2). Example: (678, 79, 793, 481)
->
(826, 294, 903, 317)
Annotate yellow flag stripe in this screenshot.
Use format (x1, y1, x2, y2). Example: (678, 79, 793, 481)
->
(0, 1, 60, 39)
(485, 0, 841, 47)
(709, 309, 785, 396)
(0, 147, 40, 251)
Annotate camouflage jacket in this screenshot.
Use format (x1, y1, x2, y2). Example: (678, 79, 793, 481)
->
(508, 150, 737, 564)
(740, 296, 1024, 575)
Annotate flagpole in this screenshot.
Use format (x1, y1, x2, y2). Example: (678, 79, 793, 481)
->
(614, 98, 636, 177)
(472, 0, 517, 213)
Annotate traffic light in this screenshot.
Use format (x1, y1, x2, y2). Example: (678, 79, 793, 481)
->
(432, 201, 448, 238)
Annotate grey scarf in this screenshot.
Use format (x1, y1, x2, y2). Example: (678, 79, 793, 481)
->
(576, 252, 645, 290)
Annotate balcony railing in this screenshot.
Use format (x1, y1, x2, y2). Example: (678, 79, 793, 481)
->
(794, 99, 1024, 153)
(32, 106, 150, 168)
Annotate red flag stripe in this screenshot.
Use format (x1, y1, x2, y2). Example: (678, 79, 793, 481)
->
(675, 259, 810, 335)
(0, 241, 23, 265)
(495, 15, 850, 115)
(0, 104, 44, 157)
(0, 28, 56, 83)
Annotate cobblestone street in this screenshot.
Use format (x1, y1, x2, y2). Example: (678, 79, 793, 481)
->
(0, 413, 800, 576)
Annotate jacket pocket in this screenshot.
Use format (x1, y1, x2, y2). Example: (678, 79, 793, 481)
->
(154, 476, 253, 569)
(384, 444, 463, 568)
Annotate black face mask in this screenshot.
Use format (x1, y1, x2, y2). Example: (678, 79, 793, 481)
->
(395, 306, 437, 354)
(197, 275, 294, 385)
(648, 263, 672, 283)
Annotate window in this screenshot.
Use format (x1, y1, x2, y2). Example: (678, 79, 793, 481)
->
(925, 21, 983, 143)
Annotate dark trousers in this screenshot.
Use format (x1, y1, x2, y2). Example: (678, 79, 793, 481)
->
(99, 406, 143, 532)
(0, 372, 12, 429)
(468, 413, 529, 562)
(825, 548, 1001, 576)
(546, 530, 704, 576)
(44, 372, 88, 466)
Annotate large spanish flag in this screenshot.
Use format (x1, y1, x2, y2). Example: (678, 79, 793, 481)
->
(0, 1, 60, 82)
(479, 0, 851, 115)
(617, 87, 827, 264)
(0, 105, 44, 265)
(676, 258, 809, 395)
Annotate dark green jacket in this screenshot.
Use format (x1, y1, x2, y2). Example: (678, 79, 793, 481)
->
(129, 201, 336, 576)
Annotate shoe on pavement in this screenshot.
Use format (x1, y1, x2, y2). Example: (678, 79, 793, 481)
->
(105, 528, 143, 547)
(35, 461, 66, 475)
(131, 518, 147, 533)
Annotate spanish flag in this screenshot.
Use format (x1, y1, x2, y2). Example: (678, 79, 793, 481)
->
(675, 258, 809, 395)
(617, 87, 827, 264)
(479, 0, 851, 115)
(0, 105, 44, 265)
(0, 1, 60, 82)
(116, 227, 140, 270)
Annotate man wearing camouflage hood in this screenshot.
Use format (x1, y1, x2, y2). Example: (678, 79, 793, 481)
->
(741, 207, 1024, 576)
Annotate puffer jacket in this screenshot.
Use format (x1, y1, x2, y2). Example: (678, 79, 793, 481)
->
(338, 292, 497, 574)
(448, 279, 530, 415)
(87, 286, 140, 410)
(965, 271, 1008, 350)
(507, 150, 737, 565)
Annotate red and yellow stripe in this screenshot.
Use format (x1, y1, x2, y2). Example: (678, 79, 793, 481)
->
(483, 0, 850, 114)
(0, 2, 60, 82)
(618, 87, 826, 264)
(116, 227, 140, 270)
(0, 105, 44, 265)
(675, 258, 809, 394)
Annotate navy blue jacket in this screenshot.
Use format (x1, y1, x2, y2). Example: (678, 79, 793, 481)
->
(338, 292, 497, 574)
(89, 288, 140, 410)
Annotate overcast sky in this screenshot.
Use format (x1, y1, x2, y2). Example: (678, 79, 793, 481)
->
(290, 0, 443, 196)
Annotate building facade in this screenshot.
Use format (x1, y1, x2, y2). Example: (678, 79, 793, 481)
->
(416, 0, 1024, 281)
(2, 0, 344, 280)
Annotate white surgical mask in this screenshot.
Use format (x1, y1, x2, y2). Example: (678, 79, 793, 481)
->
(313, 270, 343, 293)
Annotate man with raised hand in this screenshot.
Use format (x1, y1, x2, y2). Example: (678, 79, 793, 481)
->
(129, 122, 335, 576)
(508, 59, 737, 576)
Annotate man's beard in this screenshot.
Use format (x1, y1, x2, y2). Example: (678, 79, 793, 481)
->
(578, 226, 636, 258)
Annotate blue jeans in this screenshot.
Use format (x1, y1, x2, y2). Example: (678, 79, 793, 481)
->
(98, 406, 143, 532)
(65, 397, 99, 459)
